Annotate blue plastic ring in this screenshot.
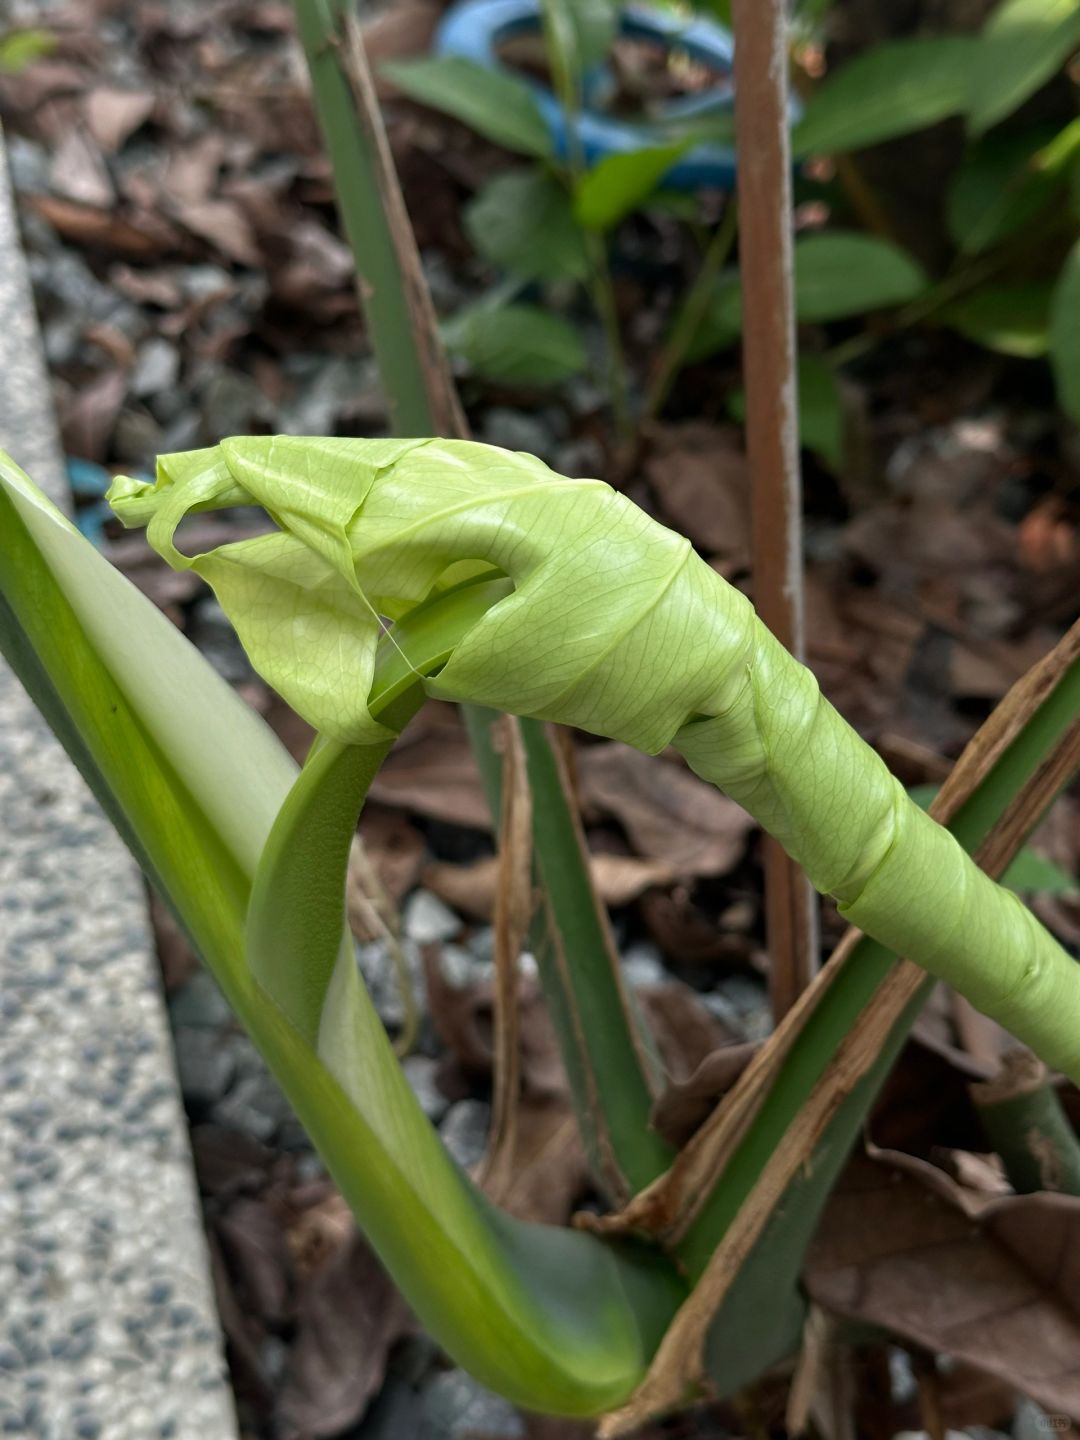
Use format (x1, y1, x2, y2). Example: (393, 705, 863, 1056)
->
(435, 0, 760, 190)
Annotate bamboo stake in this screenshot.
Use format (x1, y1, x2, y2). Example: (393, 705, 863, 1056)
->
(731, 0, 819, 1019)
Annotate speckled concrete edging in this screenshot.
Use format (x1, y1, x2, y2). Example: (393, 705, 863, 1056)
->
(0, 132, 238, 1440)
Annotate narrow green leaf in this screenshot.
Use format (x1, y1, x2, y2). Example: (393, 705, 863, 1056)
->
(792, 37, 976, 157)
(381, 55, 553, 158)
(1050, 240, 1080, 420)
(464, 169, 589, 281)
(573, 140, 692, 231)
(444, 300, 587, 385)
(968, 0, 1080, 137)
(540, 0, 617, 96)
(793, 231, 928, 322)
(942, 281, 1053, 356)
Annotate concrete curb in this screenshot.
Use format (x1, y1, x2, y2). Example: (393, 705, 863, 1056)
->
(0, 131, 239, 1440)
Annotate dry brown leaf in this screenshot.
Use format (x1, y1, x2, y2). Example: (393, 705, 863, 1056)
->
(363, 0, 442, 96)
(422, 851, 675, 920)
(107, 262, 184, 308)
(61, 367, 128, 462)
(165, 133, 227, 203)
(642, 421, 750, 567)
(806, 1149, 1080, 1419)
(577, 742, 754, 876)
(487, 1094, 592, 1226)
(173, 198, 261, 266)
(480, 716, 534, 1197)
(277, 1228, 412, 1439)
(28, 193, 183, 257)
(215, 1196, 292, 1325)
(48, 127, 114, 208)
(637, 982, 739, 1086)
(83, 86, 157, 152)
(369, 702, 490, 829)
(353, 804, 425, 906)
(650, 1042, 761, 1148)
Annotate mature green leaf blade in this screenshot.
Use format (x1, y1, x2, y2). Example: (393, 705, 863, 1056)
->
(945, 125, 1069, 254)
(687, 234, 927, 364)
(444, 300, 587, 384)
(381, 55, 553, 158)
(968, 0, 1080, 137)
(0, 451, 682, 1415)
(794, 231, 928, 321)
(573, 140, 691, 231)
(465, 169, 589, 281)
(1050, 240, 1080, 420)
(792, 36, 976, 157)
(942, 281, 1053, 356)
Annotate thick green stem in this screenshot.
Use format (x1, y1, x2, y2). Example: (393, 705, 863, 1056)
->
(645, 199, 739, 421)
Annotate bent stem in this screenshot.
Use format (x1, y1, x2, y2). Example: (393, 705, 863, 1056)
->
(291, 1, 666, 1200)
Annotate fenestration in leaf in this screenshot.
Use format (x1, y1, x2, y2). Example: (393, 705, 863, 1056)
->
(109, 436, 1080, 1081)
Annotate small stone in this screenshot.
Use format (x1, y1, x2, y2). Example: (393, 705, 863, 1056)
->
(173, 1029, 235, 1110)
(437, 943, 489, 991)
(421, 1369, 525, 1440)
(620, 941, 666, 989)
(479, 407, 556, 463)
(356, 937, 425, 1028)
(439, 1100, 490, 1171)
(211, 1072, 288, 1143)
(131, 338, 179, 398)
(168, 970, 232, 1030)
(402, 890, 462, 945)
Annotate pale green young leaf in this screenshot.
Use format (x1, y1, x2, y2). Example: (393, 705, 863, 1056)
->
(443, 300, 587, 384)
(464, 169, 589, 281)
(942, 281, 1053, 357)
(791, 37, 976, 157)
(968, 0, 1080, 137)
(1050, 240, 1080, 421)
(112, 434, 1080, 1082)
(908, 784, 1076, 894)
(1, 449, 683, 1416)
(381, 55, 553, 158)
(793, 232, 928, 322)
(573, 140, 691, 231)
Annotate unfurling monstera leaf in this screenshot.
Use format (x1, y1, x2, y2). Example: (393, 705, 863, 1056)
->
(109, 435, 1080, 1079)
